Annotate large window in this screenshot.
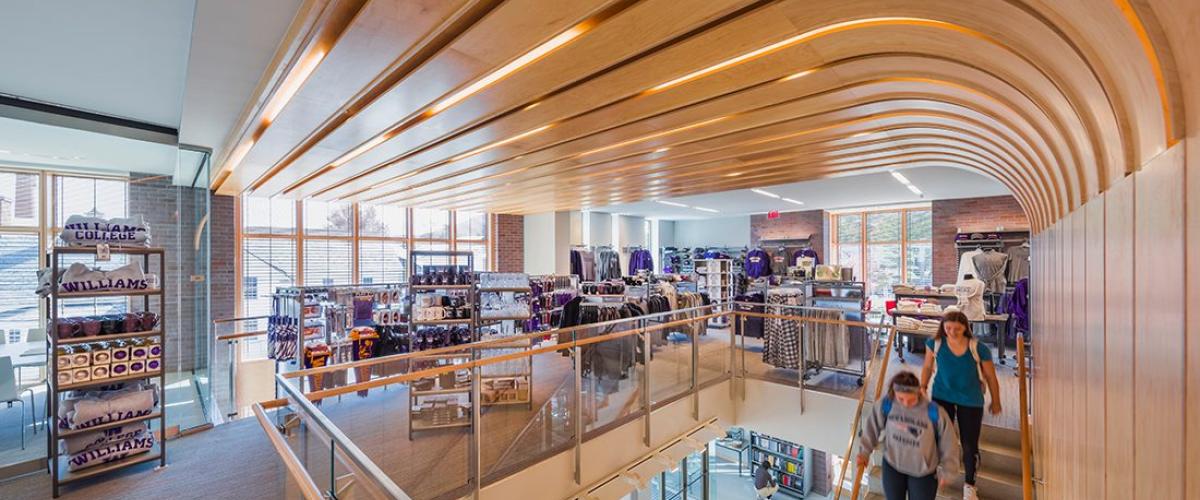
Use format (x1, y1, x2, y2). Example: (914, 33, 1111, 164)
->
(236, 198, 494, 315)
(832, 206, 933, 304)
(0, 171, 41, 334)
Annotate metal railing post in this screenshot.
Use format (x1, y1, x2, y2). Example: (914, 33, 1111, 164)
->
(691, 312, 699, 420)
(574, 345, 583, 485)
(641, 318, 652, 446)
(1018, 336, 1033, 500)
(472, 362, 482, 499)
(739, 310, 746, 402)
(228, 339, 238, 418)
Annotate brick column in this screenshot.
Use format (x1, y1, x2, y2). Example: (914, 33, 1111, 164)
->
(495, 214, 524, 272)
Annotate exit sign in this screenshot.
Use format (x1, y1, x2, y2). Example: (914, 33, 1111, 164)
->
(767, 210, 780, 220)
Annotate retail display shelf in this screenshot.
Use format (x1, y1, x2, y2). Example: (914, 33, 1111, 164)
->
(753, 447, 803, 462)
(410, 284, 473, 290)
(58, 371, 162, 392)
(58, 446, 161, 484)
(479, 287, 532, 293)
(56, 289, 163, 299)
(57, 411, 163, 438)
(412, 387, 470, 397)
(54, 329, 163, 345)
(412, 319, 473, 326)
(479, 315, 532, 322)
(53, 246, 165, 255)
(895, 327, 936, 337)
(411, 421, 471, 431)
(483, 399, 529, 406)
(894, 291, 957, 299)
(481, 373, 529, 379)
(887, 310, 946, 320)
(752, 459, 803, 479)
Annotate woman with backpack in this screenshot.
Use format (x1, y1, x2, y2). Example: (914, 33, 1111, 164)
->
(920, 311, 1003, 500)
(857, 372, 960, 500)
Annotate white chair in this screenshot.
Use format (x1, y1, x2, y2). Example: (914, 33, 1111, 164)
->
(25, 327, 45, 345)
(0, 356, 34, 449)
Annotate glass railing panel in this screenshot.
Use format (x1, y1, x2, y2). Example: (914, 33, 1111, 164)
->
(696, 308, 731, 388)
(647, 314, 692, 407)
(581, 324, 644, 434)
(479, 344, 576, 484)
(212, 316, 270, 421)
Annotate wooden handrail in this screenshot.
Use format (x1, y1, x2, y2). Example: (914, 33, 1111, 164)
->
(215, 329, 267, 341)
(835, 325, 898, 500)
(1018, 336, 1033, 499)
(252, 399, 325, 500)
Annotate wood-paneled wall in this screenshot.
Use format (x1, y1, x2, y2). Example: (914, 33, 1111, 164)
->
(1032, 145, 1190, 499)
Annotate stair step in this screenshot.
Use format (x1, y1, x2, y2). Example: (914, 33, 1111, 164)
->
(978, 441, 1023, 476)
(975, 468, 1024, 500)
(980, 424, 1021, 449)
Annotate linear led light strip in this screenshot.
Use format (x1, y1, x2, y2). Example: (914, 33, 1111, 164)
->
(222, 49, 327, 181)
(655, 200, 718, 213)
(751, 188, 804, 206)
(891, 170, 923, 195)
(313, 24, 590, 180)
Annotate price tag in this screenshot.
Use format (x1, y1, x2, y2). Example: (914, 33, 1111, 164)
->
(96, 243, 111, 261)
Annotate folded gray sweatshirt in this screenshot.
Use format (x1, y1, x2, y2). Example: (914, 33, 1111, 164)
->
(857, 398, 961, 481)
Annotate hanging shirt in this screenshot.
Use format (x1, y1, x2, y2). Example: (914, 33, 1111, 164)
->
(744, 248, 771, 278)
(957, 249, 983, 282)
(955, 278, 986, 321)
(972, 250, 1010, 294)
(769, 250, 789, 276)
(792, 247, 820, 266)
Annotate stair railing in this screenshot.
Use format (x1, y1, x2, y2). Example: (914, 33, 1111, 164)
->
(834, 323, 898, 500)
(1018, 335, 1033, 499)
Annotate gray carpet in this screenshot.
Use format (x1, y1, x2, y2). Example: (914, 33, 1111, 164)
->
(0, 416, 285, 500)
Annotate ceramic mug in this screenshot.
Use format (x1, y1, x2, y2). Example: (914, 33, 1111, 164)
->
(56, 318, 81, 339)
(139, 312, 159, 331)
(123, 313, 141, 333)
(82, 318, 102, 336)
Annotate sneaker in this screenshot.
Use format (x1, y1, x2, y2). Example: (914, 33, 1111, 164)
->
(964, 483, 979, 500)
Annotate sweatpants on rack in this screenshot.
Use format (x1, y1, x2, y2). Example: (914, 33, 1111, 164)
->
(933, 398, 984, 485)
(882, 460, 938, 500)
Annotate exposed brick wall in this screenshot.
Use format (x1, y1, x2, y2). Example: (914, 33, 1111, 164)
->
(749, 209, 826, 261)
(931, 195, 1030, 285)
(210, 194, 236, 323)
(495, 214, 524, 272)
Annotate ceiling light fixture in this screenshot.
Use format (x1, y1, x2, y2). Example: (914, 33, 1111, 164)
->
(891, 171, 911, 185)
(779, 68, 817, 82)
(446, 124, 553, 163)
(331, 134, 391, 168)
(693, 206, 719, 213)
(653, 147, 670, 153)
(261, 49, 326, 125)
(428, 25, 588, 116)
(781, 198, 804, 205)
(645, 17, 941, 94)
(725, 172, 743, 177)
(751, 188, 780, 199)
(907, 184, 923, 196)
(577, 116, 728, 157)
(656, 200, 689, 208)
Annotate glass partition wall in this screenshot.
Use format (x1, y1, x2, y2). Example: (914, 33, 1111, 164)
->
(0, 148, 214, 478)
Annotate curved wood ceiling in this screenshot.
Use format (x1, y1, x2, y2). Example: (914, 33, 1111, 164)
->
(210, 0, 1182, 232)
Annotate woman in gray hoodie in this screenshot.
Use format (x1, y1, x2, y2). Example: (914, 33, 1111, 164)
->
(856, 372, 961, 500)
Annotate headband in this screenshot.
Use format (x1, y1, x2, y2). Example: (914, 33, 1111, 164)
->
(892, 383, 921, 393)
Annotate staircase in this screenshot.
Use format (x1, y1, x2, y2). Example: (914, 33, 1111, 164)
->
(864, 424, 1025, 499)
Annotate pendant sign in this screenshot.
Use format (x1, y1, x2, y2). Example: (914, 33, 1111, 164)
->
(96, 243, 111, 261)
(767, 210, 780, 220)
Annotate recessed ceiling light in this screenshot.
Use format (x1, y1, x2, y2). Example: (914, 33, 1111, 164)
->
(578, 116, 728, 157)
(782, 198, 804, 205)
(725, 172, 743, 177)
(656, 200, 689, 208)
(693, 206, 719, 213)
(780, 68, 817, 82)
(906, 184, 923, 196)
(850, 131, 871, 139)
(891, 171, 911, 185)
(261, 49, 326, 125)
(751, 188, 780, 199)
(653, 147, 670, 153)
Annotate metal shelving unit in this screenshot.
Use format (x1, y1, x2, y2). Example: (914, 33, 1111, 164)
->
(475, 273, 534, 409)
(694, 258, 733, 327)
(406, 250, 476, 437)
(749, 431, 812, 497)
(45, 246, 167, 498)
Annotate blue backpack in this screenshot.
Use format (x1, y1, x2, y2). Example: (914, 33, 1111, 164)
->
(881, 398, 941, 445)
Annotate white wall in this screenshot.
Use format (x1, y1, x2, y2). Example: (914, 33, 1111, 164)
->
(672, 215, 751, 247)
(586, 211, 613, 247)
(524, 212, 557, 275)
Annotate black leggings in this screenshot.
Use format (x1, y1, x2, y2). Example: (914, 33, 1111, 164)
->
(882, 460, 938, 500)
(934, 398, 984, 485)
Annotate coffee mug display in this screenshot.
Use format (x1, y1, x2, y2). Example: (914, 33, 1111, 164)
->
(55, 312, 159, 339)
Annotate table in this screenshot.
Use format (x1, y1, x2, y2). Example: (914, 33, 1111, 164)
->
(0, 343, 47, 384)
(714, 438, 749, 475)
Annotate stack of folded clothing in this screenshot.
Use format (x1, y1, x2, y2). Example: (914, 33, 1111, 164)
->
(918, 303, 943, 316)
(919, 319, 941, 334)
(59, 214, 152, 247)
(896, 317, 922, 331)
(58, 383, 158, 470)
(939, 284, 957, 295)
(894, 300, 920, 314)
